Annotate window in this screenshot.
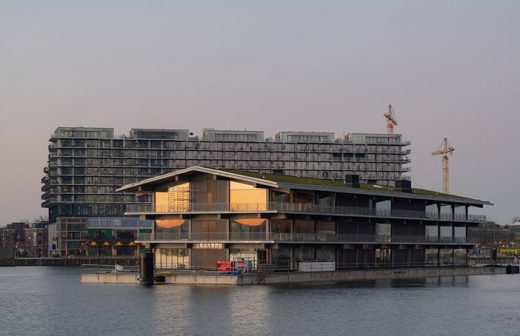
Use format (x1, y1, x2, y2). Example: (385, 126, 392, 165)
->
(230, 181, 267, 211)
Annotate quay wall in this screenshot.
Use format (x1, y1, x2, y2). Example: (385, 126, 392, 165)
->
(0, 257, 139, 267)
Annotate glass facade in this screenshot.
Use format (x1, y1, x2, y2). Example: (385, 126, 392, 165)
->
(230, 218, 267, 240)
(155, 248, 189, 269)
(230, 181, 267, 211)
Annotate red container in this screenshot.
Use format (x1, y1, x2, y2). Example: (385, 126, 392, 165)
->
(217, 260, 232, 272)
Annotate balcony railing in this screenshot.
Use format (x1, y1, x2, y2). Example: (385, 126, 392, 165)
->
(136, 232, 477, 244)
(126, 202, 486, 223)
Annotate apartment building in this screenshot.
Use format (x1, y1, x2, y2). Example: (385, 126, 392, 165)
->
(42, 127, 410, 255)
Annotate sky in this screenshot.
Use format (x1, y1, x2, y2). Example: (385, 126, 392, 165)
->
(0, 1, 518, 225)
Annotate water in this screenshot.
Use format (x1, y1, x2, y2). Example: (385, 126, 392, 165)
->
(1, 267, 519, 336)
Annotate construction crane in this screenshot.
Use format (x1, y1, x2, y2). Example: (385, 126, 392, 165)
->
(384, 104, 398, 134)
(432, 137, 455, 194)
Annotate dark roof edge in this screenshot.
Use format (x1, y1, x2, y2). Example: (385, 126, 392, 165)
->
(276, 183, 492, 206)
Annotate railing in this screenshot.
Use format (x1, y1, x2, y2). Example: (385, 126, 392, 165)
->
(136, 232, 477, 244)
(126, 203, 486, 223)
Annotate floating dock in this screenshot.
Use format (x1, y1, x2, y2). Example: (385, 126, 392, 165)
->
(80, 266, 506, 285)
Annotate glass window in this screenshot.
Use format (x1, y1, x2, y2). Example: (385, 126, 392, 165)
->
(271, 190, 289, 204)
(440, 249, 453, 266)
(426, 224, 438, 242)
(230, 218, 266, 240)
(169, 182, 190, 211)
(425, 204, 438, 219)
(155, 191, 168, 212)
(440, 205, 452, 220)
(230, 249, 258, 268)
(155, 219, 188, 240)
(316, 221, 335, 241)
(454, 225, 466, 241)
(294, 220, 314, 241)
(454, 249, 467, 266)
(271, 219, 291, 240)
(293, 190, 314, 206)
(230, 181, 267, 211)
(440, 225, 452, 242)
(376, 223, 391, 242)
(294, 246, 315, 261)
(375, 248, 392, 265)
(376, 200, 391, 216)
(454, 205, 466, 220)
(154, 182, 190, 212)
(155, 248, 189, 269)
(317, 192, 334, 209)
(425, 248, 439, 266)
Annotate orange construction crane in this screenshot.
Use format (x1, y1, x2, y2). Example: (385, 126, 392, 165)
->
(384, 104, 398, 134)
(432, 137, 455, 194)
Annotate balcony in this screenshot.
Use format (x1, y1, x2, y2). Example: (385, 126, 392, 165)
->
(136, 232, 476, 245)
(125, 202, 486, 223)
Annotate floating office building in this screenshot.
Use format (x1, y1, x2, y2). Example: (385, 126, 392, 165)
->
(118, 166, 490, 271)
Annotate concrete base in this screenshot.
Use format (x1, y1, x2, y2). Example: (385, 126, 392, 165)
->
(240, 266, 505, 285)
(81, 272, 139, 284)
(165, 273, 239, 285)
(80, 267, 506, 285)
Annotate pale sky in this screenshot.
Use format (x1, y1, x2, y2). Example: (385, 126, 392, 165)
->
(0, 1, 518, 225)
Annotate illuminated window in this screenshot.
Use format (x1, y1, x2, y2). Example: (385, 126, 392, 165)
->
(230, 181, 267, 211)
(154, 182, 190, 212)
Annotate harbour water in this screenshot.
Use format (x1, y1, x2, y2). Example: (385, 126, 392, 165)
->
(1, 267, 519, 336)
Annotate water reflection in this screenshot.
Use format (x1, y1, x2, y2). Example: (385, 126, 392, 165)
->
(225, 286, 267, 336)
(1, 268, 520, 336)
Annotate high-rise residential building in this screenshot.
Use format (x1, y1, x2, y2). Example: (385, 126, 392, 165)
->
(41, 127, 410, 255)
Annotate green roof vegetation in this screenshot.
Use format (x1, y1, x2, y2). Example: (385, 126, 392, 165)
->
(222, 169, 476, 201)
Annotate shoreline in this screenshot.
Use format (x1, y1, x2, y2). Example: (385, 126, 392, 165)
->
(0, 257, 139, 267)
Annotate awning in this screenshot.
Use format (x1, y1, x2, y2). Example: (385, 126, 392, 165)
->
(88, 241, 97, 247)
(156, 219, 185, 228)
(115, 241, 124, 247)
(103, 241, 111, 247)
(234, 218, 266, 226)
(128, 241, 137, 246)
